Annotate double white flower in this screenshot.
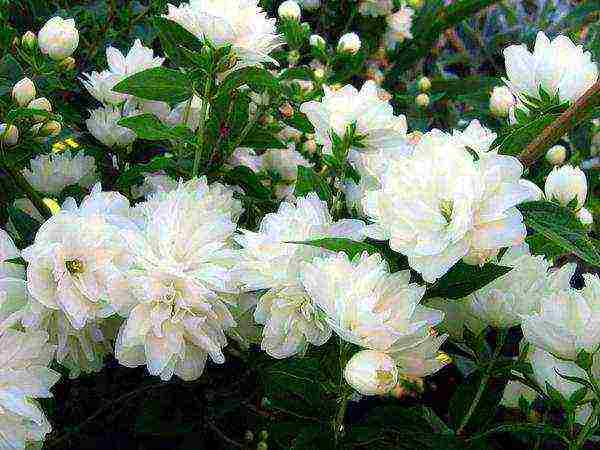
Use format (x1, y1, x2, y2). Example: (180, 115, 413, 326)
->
(110, 178, 243, 381)
(503, 31, 598, 104)
(363, 123, 539, 282)
(234, 193, 366, 358)
(164, 0, 283, 69)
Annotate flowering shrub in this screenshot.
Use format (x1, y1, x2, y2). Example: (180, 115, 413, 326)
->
(1, 0, 600, 448)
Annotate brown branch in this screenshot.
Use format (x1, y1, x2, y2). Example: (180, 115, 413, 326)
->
(519, 80, 600, 168)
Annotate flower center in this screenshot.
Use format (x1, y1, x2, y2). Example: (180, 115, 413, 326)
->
(65, 259, 85, 275)
(439, 199, 454, 223)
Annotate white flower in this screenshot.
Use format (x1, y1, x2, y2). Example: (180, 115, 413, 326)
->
(344, 350, 398, 395)
(12, 78, 36, 107)
(278, 1, 301, 20)
(577, 207, 594, 226)
(22, 151, 97, 195)
(228, 148, 264, 172)
(0, 329, 60, 449)
(110, 178, 243, 381)
(0, 124, 18, 147)
(234, 193, 365, 357)
(22, 187, 134, 330)
(38, 17, 79, 61)
(164, 0, 283, 68)
(300, 80, 408, 157)
(86, 105, 138, 148)
(165, 95, 207, 132)
(522, 273, 600, 360)
(545, 144, 567, 166)
(415, 93, 429, 108)
(503, 31, 598, 104)
(300, 252, 448, 377)
(358, 0, 393, 17)
(363, 128, 539, 282)
(20, 299, 116, 378)
(337, 32, 361, 54)
(261, 144, 312, 181)
(131, 172, 179, 199)
(544, 164, 587, 209)
(81, 39, 165, 106)
(309, 34, 326, 49)
(384, 6, 414, 50)
(466, 244, 575, 328)
(489, 86, 515, 118)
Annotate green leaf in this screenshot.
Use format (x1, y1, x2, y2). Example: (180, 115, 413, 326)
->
(117, 113, 194, 142)
(223, 166, 271, 200)
(7, 207, 41, 244)
(6, 107, 55, 122)
(449, 372, 506, 433)
(294, 166, 332, 205)
(114, 156, 182, 190)
(283, 112, 315, 134)
(113, 67, 193, 103)
(154, 17, 203, 67)
(518, 201, 600, 267)
(288, 238, 382, 260)
(425, 262, 512, 299)
(217, 67, 280, 96)
(239, 127, 286, 149)
(470, 423, 570, 445)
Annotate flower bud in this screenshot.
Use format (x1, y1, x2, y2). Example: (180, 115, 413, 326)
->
(0, 124, 19, 147)
(21, 31, 37, 49)
(257, 443, 268, 450)
(287, 50, 300, 66)
(577, 207, 593, 226)
(344, 350, 398, 396)
(489, 86, 515, 118)
(545, 144, 567, 166)
(309, 34, 326, 49)
(58, 56, 76, 71)
(418, 76, 431, 92)
(304, 139, 317, 154)
(279, 103, 294, 118)
(278, 1, 301, 20)
(415, 93, 429, 108)
(42, 120, 62, 137)
(544, 165, 587, 209)
(28, 97, 53, 122)
(337, 32, 361, 55)
(38, 16, 79, 61)
(313, 67, 325, 80)
(12, 77, 36, 106)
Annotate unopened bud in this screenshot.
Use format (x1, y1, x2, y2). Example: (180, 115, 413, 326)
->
(58, 56, 76, 71)
(544, 165, 587, 209)
(418, 76, 431, 92)
(279, 103, 294, 118)
(576, 207, 593, 226)
(313, 67, 325, 80)
(309, 34, 326, 49)
(42, 120, 62, 136)
(0, 124, 19, 147)
(278, 0, 301, 20)
(21, 31, 37, 49)
(258, 430, 268, 441)
(415, 93, 429, 108)
(27, 97, 53, 122)
(12, 77, 36, 106)
(287, 50, 300, 66)
(545, 145, 567, 166)
(304, 139, 317, 154)
(344, 350, 398, 396)
(337, 32, 361, 55)
(257, 443, 268, 450)
(490, 86, 515, 118)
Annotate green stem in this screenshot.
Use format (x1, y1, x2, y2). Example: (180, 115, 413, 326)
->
(334, 338, 350, 447)
(457, 329, 506, 435)
(192, 78, 212, 178)
(1, 161, 52, 219)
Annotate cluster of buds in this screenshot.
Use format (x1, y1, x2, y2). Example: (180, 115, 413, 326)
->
(544, 164, 593, 225)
